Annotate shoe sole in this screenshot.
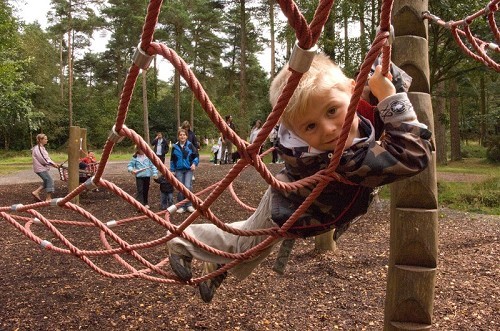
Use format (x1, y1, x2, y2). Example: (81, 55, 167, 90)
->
(169, 255, 192, 281)
(199, 282, 215, 303)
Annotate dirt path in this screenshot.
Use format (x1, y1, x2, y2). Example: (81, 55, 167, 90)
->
(0, 159, 487, 186)
(0, 161, 129, 186)
(0, 155, 215, 186)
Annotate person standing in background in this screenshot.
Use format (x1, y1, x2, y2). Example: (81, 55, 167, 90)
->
(220, 115, 236, 164)
(181, 121, 200, 180)
(31, 133, 60, 202)
(181, 121, 200, 149)
(128, 146, 158, 209)
(268, 125, 280, 164)
(151, 132, 169, 164)
(170, 128, 199, 213)
(154, 174, 174, 210)
(249, 119, 263, 154)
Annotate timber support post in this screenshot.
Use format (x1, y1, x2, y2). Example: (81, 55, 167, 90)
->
(384, 1, 439, 330)
(68, 126, 88, 204)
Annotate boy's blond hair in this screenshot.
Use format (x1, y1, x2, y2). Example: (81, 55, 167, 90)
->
(269, 53, 353, 130)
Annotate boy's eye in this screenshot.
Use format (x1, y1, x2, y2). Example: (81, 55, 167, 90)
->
(327, 108, 337, 115)
(305, 123, 316, 131)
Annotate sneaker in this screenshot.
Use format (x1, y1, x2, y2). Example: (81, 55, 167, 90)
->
(186, 206, 196, 213)
(176, 207, 186, 214)
(199, 262, 227, 303)
(169, 254, 193, 281)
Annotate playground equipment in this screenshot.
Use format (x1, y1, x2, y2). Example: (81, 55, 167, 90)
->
(1, 0, 498, 329)
(56, 126, 100, 204)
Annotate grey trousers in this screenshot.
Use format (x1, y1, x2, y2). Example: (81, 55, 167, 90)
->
(168, 188, 282, 280)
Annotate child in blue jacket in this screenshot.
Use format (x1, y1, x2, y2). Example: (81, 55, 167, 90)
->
(127, 147, 158, 209)
(170, 128, 199, 213)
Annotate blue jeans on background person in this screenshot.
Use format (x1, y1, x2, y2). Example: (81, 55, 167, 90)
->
(175, 169, 193, 208)
(36, 171, 54, 193)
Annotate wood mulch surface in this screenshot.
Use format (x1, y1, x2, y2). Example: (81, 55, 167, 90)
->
(0, 162, 498, 330)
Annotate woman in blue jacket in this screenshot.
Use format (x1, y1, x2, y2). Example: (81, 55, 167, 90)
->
(127, 146, 158, 209)
(170, 128, 199, 213)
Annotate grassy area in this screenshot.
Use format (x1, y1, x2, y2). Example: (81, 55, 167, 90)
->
(378, 158, 499, 215)
(436, 158, 499, 215)
(437, 158, 499, 176)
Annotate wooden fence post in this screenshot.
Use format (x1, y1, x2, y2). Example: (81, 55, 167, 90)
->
(384, 1, 439, 329)
(68, 126, 81, 204)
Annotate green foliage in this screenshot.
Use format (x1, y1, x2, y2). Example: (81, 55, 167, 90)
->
(461, 142, 487, 158)
(3, 0, 498, 172)
(485, 135, 500, 163)
(0, 3, 41, 150)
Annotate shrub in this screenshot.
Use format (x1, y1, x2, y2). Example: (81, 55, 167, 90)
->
(485, 134, 500, 163)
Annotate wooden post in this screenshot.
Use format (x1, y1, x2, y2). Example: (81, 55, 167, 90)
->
(314, 230, 337, 251)
(80, 128, 88, 158)
(384, 1, 439, 330)
(68, 126, 81, 204)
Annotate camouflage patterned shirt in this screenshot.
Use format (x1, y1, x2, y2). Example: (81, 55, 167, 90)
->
(271, 93, 433, 238)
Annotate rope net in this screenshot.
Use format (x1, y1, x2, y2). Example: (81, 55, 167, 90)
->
(1, 0, 495, 286)
(423, 0, 500, 72)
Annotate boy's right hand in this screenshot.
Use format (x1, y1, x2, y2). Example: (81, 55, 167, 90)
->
(368, 65, 396, 101)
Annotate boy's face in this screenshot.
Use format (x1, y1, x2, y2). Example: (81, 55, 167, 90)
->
(289, 85, 359, 151)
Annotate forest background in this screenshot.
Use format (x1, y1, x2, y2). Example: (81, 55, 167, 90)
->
(1, 0, 499, 165)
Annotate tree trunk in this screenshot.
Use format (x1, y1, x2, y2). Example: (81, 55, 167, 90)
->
(67, 27, 73, 127)
(174, 27, 182, 129)
(269, 0, 276, 80)
(449, 80, 461, 161)
(479, 74, 486, 146)
(433, 81, 447, 164)
(142, 70, 150, 144)
(359, 1, 367, 56)
(239, 0, 248, 139)
(323, 11, 336, 61)
(59, 38, 64, 102)
(153, 56, 158, 100)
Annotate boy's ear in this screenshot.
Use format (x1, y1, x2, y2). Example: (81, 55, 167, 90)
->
(350, 79, 356, 93)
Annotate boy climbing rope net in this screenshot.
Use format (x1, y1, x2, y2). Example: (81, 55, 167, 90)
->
(167, 52, 434, 303)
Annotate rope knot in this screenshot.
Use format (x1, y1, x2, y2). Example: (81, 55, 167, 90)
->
(376, 25, 395, 46)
